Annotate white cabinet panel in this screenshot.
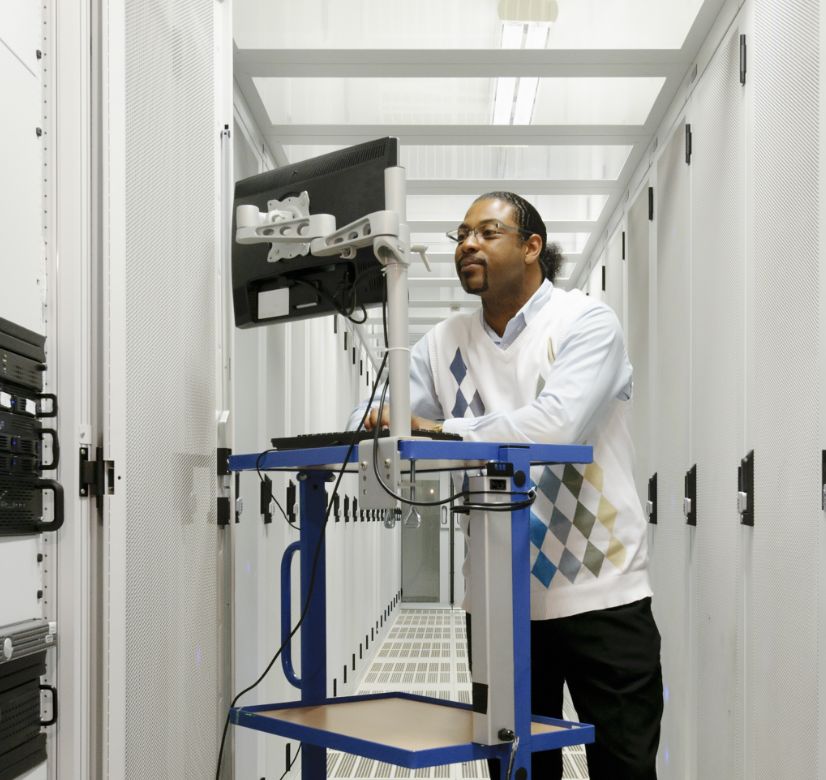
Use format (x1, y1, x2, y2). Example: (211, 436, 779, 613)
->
(652, 122, 693, 779)
(689, 21, 746, 780)
(747, 0, 822, 776)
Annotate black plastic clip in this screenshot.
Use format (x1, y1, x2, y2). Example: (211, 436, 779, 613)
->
(260, 475, 273, 524)
(738, 450, 754, 526)
(647, 473, 658, 525)
(217, 497, 231, 527)
(217, 447, 231, 476)
(286, 480, 297, 525)
(684, 464, 697, 526)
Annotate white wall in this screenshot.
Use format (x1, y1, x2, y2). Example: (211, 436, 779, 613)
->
(579, 0, 826, 776)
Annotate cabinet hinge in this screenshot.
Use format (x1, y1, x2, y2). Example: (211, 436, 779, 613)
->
(79, 446, 115, 507)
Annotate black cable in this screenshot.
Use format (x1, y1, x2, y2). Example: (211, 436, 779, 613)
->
(459, 494, 536, 512)
(368, 379, 536, 514)
(277, 745, 302, 780)
(214, 353, 390, 779)
(343, 263, 385, 321)
(254, 451, 295, 528)
(381, 276, 389, 349)
(289, 276, 368, 324)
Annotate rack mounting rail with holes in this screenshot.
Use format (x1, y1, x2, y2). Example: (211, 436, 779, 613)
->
(227, 439, 595, 780)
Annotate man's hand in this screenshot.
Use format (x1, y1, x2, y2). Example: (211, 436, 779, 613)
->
(364, 406, 390, 431)
(364, 405, 442, 432)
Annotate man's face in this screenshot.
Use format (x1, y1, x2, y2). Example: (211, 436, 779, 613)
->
(453, 198, 534, 297)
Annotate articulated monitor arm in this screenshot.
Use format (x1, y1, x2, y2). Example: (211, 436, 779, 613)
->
(233, 166, 427, 438)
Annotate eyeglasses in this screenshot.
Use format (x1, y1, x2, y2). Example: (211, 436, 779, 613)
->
(446, 220, 531, 245)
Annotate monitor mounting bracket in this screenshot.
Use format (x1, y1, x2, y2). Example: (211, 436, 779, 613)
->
(235, 193, 430, 270)
(235, 192, 336, 262)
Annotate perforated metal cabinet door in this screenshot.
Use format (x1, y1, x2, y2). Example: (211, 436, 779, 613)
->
(689, 20, 747, 780)
(101, 1, 224, 777)
(652, 121, 694, 779)
(626, 186, 652, 512)
(746, 1, 823, 777)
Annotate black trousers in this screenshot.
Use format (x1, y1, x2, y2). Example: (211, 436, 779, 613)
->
(466, 598, 663, 780)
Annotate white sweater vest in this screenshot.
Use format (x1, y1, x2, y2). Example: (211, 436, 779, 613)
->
(426, 287, 652, 620)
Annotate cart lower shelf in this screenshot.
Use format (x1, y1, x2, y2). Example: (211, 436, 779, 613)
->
(232, 692, 594, 768)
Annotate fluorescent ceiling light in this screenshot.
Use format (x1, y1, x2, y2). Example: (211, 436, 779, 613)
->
(525, 23, 550, 48)
(492, 22, 547, 125)
(492, 77, 517, 124)
(501, 22, 525, 48)
(512, 77, 539, 124)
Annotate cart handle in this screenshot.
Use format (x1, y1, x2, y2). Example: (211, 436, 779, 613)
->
(280, 541, 302, 689)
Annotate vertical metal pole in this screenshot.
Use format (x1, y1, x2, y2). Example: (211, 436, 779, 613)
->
(502, 448, 533, 780)
(383, 166, 411, 438)
(467, 450, 533, 777)
(299, 471, 330, 779)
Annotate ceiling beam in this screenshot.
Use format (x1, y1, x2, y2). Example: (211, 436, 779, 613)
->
(406, 179, 618, 195)
(235, 48, 688, 79)
(264, 125, 647, 146)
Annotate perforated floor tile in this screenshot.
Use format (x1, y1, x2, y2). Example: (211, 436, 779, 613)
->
(326, 607, 588, 779)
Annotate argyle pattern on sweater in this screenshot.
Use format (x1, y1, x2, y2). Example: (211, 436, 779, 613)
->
(529, 461, 628, 588)
(449, 348, 485, 418)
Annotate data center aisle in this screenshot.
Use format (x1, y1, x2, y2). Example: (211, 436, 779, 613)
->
(325, 607, 588, 780)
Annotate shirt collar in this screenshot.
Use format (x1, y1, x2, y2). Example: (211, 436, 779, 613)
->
(480, 279, 554, 348)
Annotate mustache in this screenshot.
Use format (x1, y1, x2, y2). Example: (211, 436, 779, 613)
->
(456, 255, 486, 270)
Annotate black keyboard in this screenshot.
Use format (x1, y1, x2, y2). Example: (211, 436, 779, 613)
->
(270, 428, 462, 450)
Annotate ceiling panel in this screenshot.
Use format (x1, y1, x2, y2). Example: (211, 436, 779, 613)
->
(234, 0, 724, 301)
(254, 76, 665, 126)
(234, 0, 704, 51)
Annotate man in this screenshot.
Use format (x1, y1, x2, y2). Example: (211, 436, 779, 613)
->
(364, 192, 663, 779)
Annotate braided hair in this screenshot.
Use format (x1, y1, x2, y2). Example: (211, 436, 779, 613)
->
(473, 191, 564, 282)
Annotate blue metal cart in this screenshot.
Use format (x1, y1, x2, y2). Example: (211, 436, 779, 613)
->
(228, 440, 595, 780)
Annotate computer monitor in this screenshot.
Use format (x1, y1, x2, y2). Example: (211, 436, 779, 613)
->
(231, 137, 399, 328)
